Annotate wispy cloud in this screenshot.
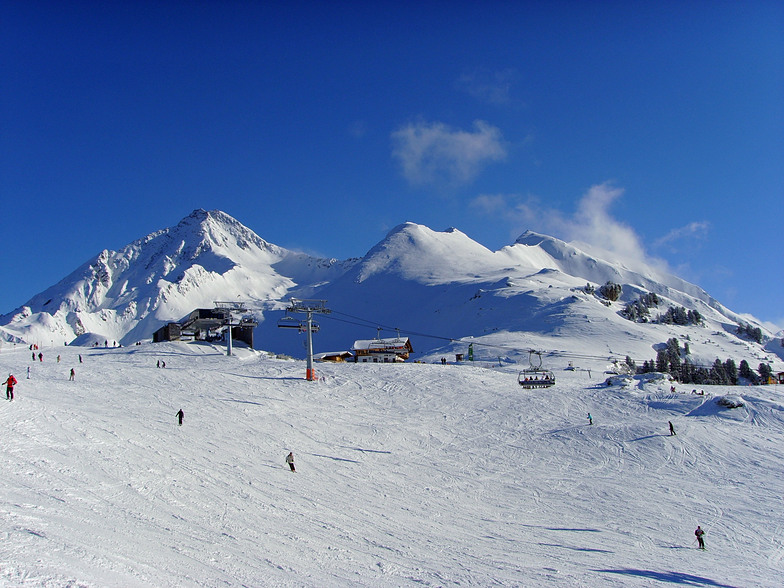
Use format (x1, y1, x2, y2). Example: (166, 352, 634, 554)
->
(391, 120, 507, 188)
(653, 221, 710, 251)
(456, 68, 519, 106)
(567, 183, 653, 267)
(348, 120, 368, 139)
(470, 193, 512, 215)
(471, 182, 665, 271)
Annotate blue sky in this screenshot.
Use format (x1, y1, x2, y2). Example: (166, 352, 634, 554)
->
(2, 1, 782, 328)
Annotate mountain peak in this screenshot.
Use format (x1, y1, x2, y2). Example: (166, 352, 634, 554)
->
(353, 223, 494, 283)
(1, 214, 775, 372)
(163, 209, 276, 257)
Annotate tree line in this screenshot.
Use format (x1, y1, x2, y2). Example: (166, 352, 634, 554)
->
(634, 337, 774, 385)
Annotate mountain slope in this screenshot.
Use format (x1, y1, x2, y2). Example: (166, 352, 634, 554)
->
(0, 210, 351, 346)
(259, 223, 774, 368)
(0, 212, 777, 373)
(0, 341, 781, 586)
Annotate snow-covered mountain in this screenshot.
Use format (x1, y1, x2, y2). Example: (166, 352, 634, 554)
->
(0, 210, 353, 347)
(1, 210, 780, 370)
(1, 211, 783, 586)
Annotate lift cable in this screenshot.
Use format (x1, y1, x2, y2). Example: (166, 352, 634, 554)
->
(321, 308, 755, 371)
(322, 309, 630, 364)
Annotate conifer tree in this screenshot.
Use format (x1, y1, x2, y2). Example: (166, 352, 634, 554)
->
(724, 359, 738, 385)
(759, 363, 773, 382)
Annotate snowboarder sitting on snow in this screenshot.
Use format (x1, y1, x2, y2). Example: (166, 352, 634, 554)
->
(695, 525, 705, 549)
(286, 452, 296, 472)
(4, 374, 17, 401)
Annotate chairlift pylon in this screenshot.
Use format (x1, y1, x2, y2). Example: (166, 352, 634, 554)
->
(518, 350, 556, 389)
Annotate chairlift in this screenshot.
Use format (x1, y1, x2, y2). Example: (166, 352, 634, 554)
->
(277, 316, 302, 329)
(277, 315, 319, 333)
(518, 350, 556, 389)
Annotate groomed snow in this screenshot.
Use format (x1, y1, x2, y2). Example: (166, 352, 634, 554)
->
(1, 341, 782, 587)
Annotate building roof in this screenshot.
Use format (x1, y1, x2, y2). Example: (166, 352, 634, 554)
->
(352, 337, 413, 352)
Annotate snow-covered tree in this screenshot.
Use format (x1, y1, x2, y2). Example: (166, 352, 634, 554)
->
(599, 281, 622, 302)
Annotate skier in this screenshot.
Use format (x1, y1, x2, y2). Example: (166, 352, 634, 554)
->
(176, 409, 184, 426)
(38, 352, 43, 362)
(588, 412, 593, 425)
(4, 374, 17, 401)
(79, 355, 83, 363)
(669, 421, 676, 436)
(286, 452, 296, 472)
(157, 360, 160, 368)
(69, 368, 75, 381)
(695, 525, 705, 549)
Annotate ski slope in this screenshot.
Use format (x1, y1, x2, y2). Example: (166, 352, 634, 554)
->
(1, 341, 783, 587)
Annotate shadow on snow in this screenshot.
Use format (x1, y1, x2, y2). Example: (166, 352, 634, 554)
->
(593, 568, 740, 587)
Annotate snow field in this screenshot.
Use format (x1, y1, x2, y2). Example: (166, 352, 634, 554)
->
(1, 341, 783, 587)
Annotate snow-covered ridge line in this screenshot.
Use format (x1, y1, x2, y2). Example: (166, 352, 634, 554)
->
(0, 210, 777, 371)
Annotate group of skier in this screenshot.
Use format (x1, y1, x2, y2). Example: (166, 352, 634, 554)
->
(172, 407, 296, 472)
(5, 349, 711, 549)
(587, 412, 677, 437)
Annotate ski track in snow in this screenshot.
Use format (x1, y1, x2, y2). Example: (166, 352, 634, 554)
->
(0, 341, 782, 587)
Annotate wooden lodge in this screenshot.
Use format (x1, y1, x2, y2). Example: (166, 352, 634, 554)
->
(351, 337, 413, 363)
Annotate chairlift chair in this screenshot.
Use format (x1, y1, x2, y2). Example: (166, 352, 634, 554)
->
(277, 316, 302, 329)
(277, 315, 319, 333)
(518, 350, 556, 389)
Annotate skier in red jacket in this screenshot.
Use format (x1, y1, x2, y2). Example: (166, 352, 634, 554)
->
(4, 374, 18, 401)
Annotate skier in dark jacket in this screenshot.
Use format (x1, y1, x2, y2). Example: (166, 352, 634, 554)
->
(695, 526, 705, 549)
(176, 409, 184, 426)
(4, 374, 17, 401)
(669, 421, 676, 436)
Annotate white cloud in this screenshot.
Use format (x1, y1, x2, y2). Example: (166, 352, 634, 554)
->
(566, 183, 653, 267)
(391, 120, 507, 188)
(471, 183, 666, 272)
